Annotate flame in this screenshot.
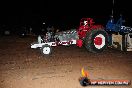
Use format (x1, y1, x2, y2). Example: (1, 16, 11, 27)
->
(81, 67, 89, 77)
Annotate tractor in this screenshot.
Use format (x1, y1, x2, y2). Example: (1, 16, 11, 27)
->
(106, 15, 132, 51)
(77, 18, 108, 53)
(30, 18, 108, 55)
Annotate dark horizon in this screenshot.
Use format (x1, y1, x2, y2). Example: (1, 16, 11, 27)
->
(0, 0, 132, 30)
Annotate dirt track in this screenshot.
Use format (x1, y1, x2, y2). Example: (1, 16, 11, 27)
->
(0, 36, 132, 88)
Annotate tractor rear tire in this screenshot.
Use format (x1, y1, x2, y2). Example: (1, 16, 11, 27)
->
(41, 44, 52, 55)
(85, 29, 108, 53)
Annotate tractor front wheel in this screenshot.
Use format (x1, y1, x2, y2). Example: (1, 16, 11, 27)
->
(85, 29, 108, 53)
(41, 44, 52, 55)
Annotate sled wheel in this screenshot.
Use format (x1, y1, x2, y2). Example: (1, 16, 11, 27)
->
(85, 29, 108, 53)
(41, 44, 52, 55)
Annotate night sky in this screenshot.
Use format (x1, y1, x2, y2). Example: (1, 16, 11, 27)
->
(0, 0, 131, 31)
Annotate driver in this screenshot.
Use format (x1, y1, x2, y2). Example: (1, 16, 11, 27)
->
(84, 21, 88, 26)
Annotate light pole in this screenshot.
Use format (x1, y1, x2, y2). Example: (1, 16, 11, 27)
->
(112, 0, 115, 16)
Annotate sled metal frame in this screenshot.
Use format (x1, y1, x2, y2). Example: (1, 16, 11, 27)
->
(31, 40, 77, 49)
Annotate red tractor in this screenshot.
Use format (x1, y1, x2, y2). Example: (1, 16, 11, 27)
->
(31, 18, 108, 55)
(77, 18, 108, 53)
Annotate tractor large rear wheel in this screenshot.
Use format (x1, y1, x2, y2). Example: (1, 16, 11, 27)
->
(85, 29, 108, 53)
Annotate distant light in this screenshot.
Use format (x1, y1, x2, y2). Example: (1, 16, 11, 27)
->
(43, 22, 45, 24)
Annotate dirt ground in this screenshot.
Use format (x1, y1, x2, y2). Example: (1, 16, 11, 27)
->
(0, 35, 132, 88)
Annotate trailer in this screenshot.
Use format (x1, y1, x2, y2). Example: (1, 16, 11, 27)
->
(106, 15, 132, 51)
